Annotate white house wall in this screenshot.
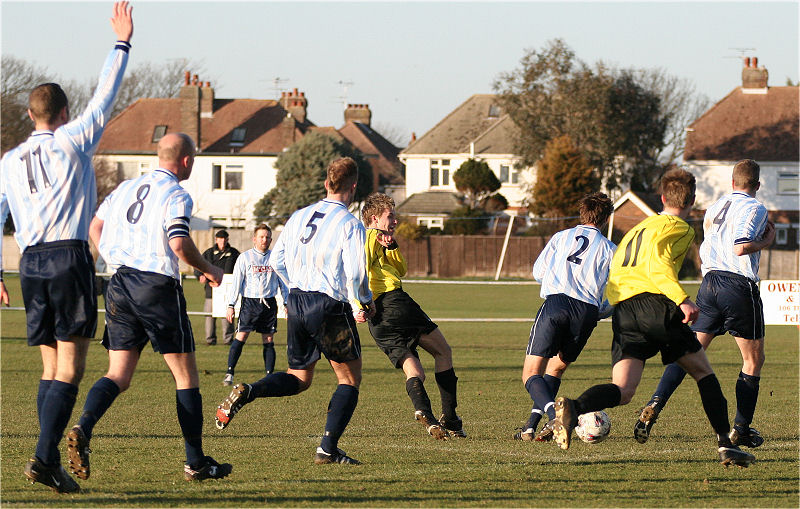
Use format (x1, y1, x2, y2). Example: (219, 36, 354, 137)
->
(686, 161, 799, 211)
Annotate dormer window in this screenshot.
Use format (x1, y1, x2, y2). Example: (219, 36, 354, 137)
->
(152, 125, 167, 142)
(488, 104, 500, 118)
(230, 127, 246, 146)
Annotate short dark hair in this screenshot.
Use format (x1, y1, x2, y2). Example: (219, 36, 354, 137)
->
(326, 157, 358, 194)
(732, 159, 760, 189)
(659, 168, 696, 209)
(579, 192, 613, 226)
(361, 192, 395, 226)
(215, 229, 229, 239)
(254, 223, 271, 235)
(28, 83, 68, 124)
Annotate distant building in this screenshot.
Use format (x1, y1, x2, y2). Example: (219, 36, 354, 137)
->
(96, 72, 403, 230)
(683, 57, 799, 248)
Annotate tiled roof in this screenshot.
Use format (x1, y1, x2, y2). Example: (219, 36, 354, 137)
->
(684, 86, 799, 162)
(338, 121, 404, 186)
(401, 95, 515, 155)
(396, 191, 462, 215)
(98, 97, 311, 154)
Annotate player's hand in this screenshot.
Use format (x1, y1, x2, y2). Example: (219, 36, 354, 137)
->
(376, 230, 394, 248)
(226, 306, 235, 323)
(0, 281, 9, 306)
(679, 298, 699, 324)
(111, 1, 133, 43)
(204, 266, 224, 287)
(198, 275, 207, 284)
(762, 221, 776, 245)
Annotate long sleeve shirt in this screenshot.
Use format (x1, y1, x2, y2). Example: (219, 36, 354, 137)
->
(364, 228, 406, 298)
(226, 247, 288, 306)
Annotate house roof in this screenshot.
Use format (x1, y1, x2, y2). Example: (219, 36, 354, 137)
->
(396, 191, 462, 215)
(338, 121, 404, 186)
(401, 94, 516, 155)
(613, 191, 662, 216)
(684, 86, 799, 162)
(97, 97, 311, 155)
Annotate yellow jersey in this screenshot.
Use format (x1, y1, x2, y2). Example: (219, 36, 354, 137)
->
(606, 213, 695, 306)
(364, 228, 406, 298)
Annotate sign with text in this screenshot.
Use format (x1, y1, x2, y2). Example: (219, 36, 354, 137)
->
(760, 280, 800, 325)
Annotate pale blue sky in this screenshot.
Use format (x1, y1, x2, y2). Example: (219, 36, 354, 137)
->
(2, 1, 798, 144)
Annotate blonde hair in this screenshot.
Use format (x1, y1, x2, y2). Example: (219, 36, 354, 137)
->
(361, 192, 395, 226)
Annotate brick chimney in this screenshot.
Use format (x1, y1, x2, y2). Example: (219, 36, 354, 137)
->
(742, 56, 768, 89)
(200, 81, 214, 118)
(344, 103, 371, 126)
(281, 88, 308, 124)
(179, 71, 201, 147)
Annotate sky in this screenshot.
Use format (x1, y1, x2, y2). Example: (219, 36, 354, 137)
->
(2, 1, 798, 146)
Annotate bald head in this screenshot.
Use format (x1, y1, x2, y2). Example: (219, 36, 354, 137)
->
(157, 133, 195, 180)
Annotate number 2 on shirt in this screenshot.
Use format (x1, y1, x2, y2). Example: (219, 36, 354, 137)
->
(567, 235, 589, 265)
(300, 211, 326, 244)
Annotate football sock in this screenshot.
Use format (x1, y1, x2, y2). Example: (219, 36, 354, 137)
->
(406, 377, 434, 416)
(262, 342, 276, 374)
(525, 374, 555, 421)
(37, 379, 53, 429)
(696, 374, 730, 439)
(734, 371, 760, 429)
(176, 388, 204, 467)
(544, 374, 562, 399)
(574, 383, 621, 415)
(319, 384, 359, 454)
(525, 408, 545, 431)
(249, 371, 301, 399)
(35, 380, 78, 465)
(78, 376, 121, 439)
(651, 363, 688, 409)
(227, 339, 245, 375)
(435, 368, 458, 421)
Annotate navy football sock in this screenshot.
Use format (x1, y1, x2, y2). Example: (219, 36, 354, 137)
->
(35, 380, 78, 465)
(696, 374, 730, 439)
(262, 342, 276, 374)
(176, 388, 204, 467)
(524, 407, 545, 431)
(734, 371, 760, 429)
(573, 383, 621, 416)
(227, 339, 245, 375)
(78, 376, 121, 439)
(406, 377, 434, 416)
(544, 374, 562, 399)
(651, 363, 688, 409)
(319, 384, 359, 454)
(525, 374, 554, 421)
(435, 368, 458, 421)
(37, 379, 53, 429)
(249, 371, 301, 399)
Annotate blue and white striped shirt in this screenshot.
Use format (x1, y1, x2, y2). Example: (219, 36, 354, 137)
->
(96, 168, 192, 280)
(700, 191, 769, 281)
(227, 247, 288, 306)
(271, 198, 372, 309)
(0, 43, 130, 269)
(533, 225, 616, 313)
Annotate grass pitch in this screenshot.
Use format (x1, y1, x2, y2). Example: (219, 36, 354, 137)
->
(1, 276, 798, 507)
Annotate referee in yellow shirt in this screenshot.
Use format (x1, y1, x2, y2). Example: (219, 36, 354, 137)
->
(361, 192, 465, 440)
(551, 169, 754, 468)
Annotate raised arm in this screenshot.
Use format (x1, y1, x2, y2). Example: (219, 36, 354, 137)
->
(111, 1, 133, 43)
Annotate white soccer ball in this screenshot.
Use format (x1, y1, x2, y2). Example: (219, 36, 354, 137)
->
(575, 410, 611, 444)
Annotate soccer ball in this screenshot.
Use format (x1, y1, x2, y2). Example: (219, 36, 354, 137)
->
(575, 411, 611, 444)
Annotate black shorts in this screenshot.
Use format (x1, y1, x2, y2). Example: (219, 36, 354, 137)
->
(237, 296, 278, 334)
(102, 267, 195, 354)
(611, 293, 702, 366)
(20, 240, 97, 346)
(285, 289, 361, 369)
(367, 288, 439, 368)
(692, 271, 765, 340)
(526, 293, 599, 363)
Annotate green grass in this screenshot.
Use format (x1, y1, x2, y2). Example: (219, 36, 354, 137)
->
(1, 276, 798, 507)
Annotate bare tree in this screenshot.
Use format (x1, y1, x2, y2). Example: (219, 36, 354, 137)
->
(1, 56, 50, 153)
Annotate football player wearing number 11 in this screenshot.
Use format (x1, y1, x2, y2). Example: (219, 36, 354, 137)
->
(551, 169, 755, 468)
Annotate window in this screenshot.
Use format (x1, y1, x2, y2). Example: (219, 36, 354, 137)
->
(117, 161, 151, 180)
(499, 164, 519, 184)
(488, 104, 500, 118)
(500, 165, 509, 183)
(778, 173, 799, 194)
(430, 159, 450, 187)
(139, 162, 151, 175)
(417, 217, 443, 229)
(230, 127, 246, 145)
(212, 164, 244, 190)
(775, 227, 788, 245)
(152, 125, 167, 142)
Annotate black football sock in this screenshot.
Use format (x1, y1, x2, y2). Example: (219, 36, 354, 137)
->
(35, 380, 78, 465)
(319, 384, 359, 454)
(696, 374, 730, 441)
(573, 383, 621, 415)
(37, 379, 53, 429)
(78, 376, 121, 439)
(406, 377, 434, 416)
(262, 342, 276, 374)
(651, 363, 688, 409)
(435, 368, 458, 421)
(176, 388, 204, 467)
(525, 374, 554, 421)
(734, 371, 760, 430)
(227, 339, 245, 375)
(249, 371, 301, 399)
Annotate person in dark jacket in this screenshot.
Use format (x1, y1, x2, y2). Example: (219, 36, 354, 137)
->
(197, 229, 240, 345)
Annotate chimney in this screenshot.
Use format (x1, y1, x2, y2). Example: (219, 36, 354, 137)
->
(282, 88, 308, 124)
(200, 80, 214, 118)
(179, 70, 201, 147)
(411, 132, 416, 142)
(344, 103, 372, 126)
(742, 56, 768, 89)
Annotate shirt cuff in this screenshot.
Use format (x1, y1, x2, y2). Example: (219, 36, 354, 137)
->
(115, 41, 131, 52)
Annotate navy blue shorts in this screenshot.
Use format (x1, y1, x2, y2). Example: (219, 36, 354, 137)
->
(102, 267, 195, 354)
(526, 293, 599, 363)
(611, 293, 701, 366)
(20, 240, 97, 346)
(693, 271, 765, 340)
(237, 296, 278, 334)
(285, 289, 361, 369)
(368, 288, 439, 368)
